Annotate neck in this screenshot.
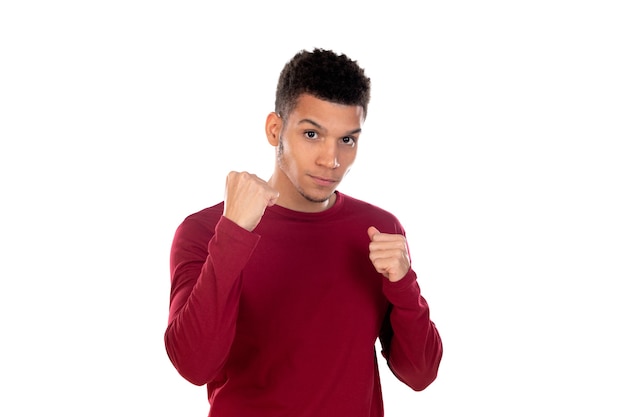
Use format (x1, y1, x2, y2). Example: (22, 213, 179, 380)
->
(268, 175, 337, 213)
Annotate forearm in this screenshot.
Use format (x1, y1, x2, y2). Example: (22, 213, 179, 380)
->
(164, 216, 259, 385)
(164, 257, 242, 385)
(382, 271, 443, 391)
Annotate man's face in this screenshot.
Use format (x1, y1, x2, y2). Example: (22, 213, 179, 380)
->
(270, 93, 364, 212)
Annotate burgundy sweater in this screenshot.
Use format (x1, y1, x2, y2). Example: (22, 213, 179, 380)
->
(165, 192, 442, 416)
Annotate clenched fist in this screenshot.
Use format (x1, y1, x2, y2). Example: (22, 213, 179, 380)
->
(223, 171, 280, 232)
(368, 226, 411, 282)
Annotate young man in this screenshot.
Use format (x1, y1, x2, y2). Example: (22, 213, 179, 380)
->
(165, 48, 443, 416)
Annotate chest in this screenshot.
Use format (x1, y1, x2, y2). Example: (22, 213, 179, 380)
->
(239, 223, 388, 340)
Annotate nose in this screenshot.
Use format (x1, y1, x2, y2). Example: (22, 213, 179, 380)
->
(316, 141, 340, 169)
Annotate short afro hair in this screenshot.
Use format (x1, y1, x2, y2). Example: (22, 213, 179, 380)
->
(274, 48, 371, 120)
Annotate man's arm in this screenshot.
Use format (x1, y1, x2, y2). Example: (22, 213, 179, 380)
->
(164, 216, 259, 385)
(164, 171, 279, 385)
(380, 272, 443, 391)
(369, 227, 443, 390)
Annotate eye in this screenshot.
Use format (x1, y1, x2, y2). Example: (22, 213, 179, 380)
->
(304, 130, 318, 139)
(341, 136, 356, 146)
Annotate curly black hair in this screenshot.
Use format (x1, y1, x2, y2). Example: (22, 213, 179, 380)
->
(274, 48, 371, 120)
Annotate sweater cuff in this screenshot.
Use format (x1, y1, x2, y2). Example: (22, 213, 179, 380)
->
(210, 216, 261, 270)
(216, 215, 260, 241)
(382, 270, 421, 306)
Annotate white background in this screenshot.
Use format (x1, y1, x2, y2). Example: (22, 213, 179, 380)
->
(1, 1, 625, 416)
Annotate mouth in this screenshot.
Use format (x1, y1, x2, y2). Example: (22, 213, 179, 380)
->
(309, 174, 339, 187)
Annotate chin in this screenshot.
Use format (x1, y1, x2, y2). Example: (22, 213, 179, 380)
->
(301, 190, 335, 204)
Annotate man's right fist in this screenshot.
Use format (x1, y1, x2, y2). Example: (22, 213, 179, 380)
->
(223, 171, 280, 232)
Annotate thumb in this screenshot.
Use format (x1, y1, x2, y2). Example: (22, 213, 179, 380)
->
(367, 226, 380, 241)
(267, 189, 280, 207)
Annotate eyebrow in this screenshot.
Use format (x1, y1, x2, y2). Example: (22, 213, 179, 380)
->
(297, 118, 362, 136)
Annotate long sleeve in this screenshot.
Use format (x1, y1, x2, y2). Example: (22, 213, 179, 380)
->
(164, 193, 442, 416)
(164, 215, 260, 386)
(379, 270, 443, 391)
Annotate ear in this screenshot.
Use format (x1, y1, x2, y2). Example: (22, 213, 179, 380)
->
(265, 112, 282, 146)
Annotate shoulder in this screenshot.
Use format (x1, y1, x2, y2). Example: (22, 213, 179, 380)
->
(337, 192, 405, 235)
(175, 201, 224, 239)
(339, 192, 398, 219)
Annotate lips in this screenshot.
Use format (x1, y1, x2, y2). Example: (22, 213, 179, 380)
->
(310, 175, 338, 187)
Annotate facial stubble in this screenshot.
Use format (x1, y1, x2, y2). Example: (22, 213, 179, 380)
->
(277, 135, 334, 204)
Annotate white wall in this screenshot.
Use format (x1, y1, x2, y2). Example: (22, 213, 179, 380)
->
(1, 1, 624, 416)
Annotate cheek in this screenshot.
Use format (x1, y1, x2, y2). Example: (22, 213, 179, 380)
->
(285, 140, 310, 163)
(277, 140, 301, 171)
(340, 148, 358, 168)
